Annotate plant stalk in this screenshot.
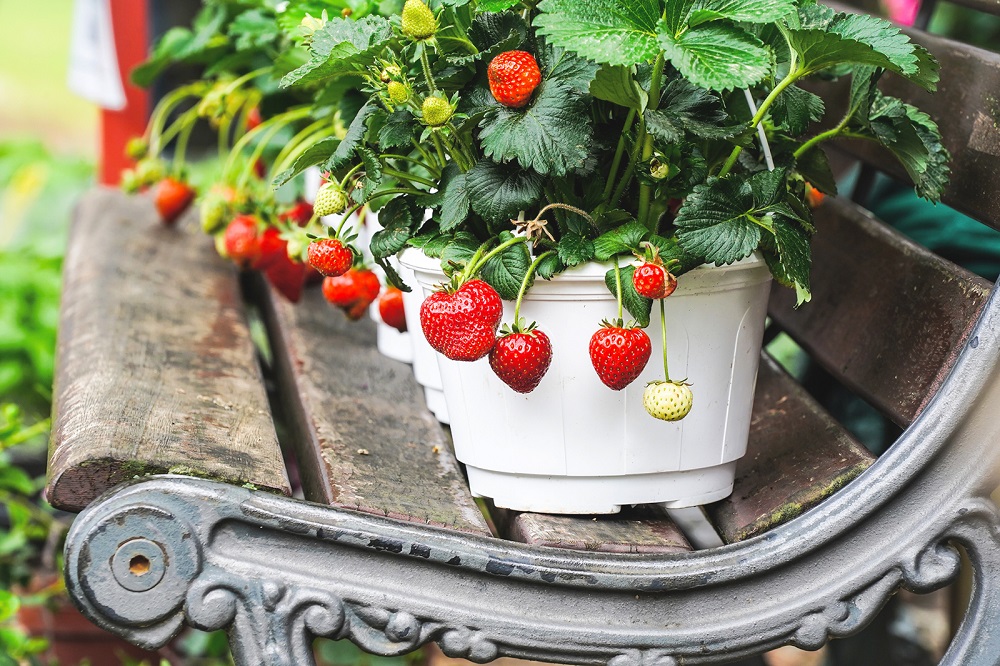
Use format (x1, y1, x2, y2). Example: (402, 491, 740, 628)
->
(513, 251, 555, 324)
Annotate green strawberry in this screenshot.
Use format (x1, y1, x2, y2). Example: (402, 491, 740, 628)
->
(387, 81, 409, 105)
(401, 0, 436, 40)
(314, 182, 349, 217)
(643, 381, 693, 422)
(422, 96, 453, 127)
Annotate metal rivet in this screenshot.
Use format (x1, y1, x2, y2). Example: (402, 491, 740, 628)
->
(112, 539, 166, 592)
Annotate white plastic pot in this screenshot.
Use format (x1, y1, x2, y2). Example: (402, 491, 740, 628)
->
(364, 210, 414, 365)
(401, 271, 450, 424)
(399, 248, 772, 514)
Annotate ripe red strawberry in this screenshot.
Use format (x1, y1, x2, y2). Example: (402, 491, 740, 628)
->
(489, 327, 552, 393)
(154, 177, 195, 225)
(378, 287, 407, 333)
(253, 227, 286, 271)
(246, 106, 263, 131)
(264, 254, 308, 303)
(632, 263, 678, 300)
(223, 215, 261, 268)
(307, 238, 354, 277)
(589, 322, 652, 390)
(279, 200, 314, 227)
(488, 51, 542, 109)
(322, 268, 380, 314)
(420, 279, 503, 361)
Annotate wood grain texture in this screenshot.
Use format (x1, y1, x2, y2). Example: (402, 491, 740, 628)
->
(707, 356, 875, 543)
(769, 197, 991, 427)
(823, 15, 1000, 230)
(253, 279, 490, 535)
(47, 188, 290, 512)
(492, 504, 692, 554)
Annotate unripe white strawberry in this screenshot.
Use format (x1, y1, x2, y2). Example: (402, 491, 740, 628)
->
(314, 182, 348, 217)
(643, 381, 693, 422)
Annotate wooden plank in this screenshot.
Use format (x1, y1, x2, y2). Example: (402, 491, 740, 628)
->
(768, 197, 991, 427)
(46, 189, 290, 512)
(492, 504, 692, 554)
(829, 21, 1000, 230)
(253, 280, 491, 536)
(706, 355, 875, 543)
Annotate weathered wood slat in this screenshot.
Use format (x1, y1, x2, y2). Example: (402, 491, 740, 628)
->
(47, 189, 290, 512)
(769, 197, 992, 427)
(492, 504, 692, 554)
(707, 355, 875, 543)
(829, 20, 1000, 230)
(254, 280, 491, 535)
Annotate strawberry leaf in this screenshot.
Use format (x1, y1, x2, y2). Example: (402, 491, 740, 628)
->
(675, 170, 790, 265)
(481, 232, 532, 300)
(370, 197, 421, 260)
(795, 147, 837, 196)
(688, 0, 796, 27)
(478, 0, 522, 11)
(322, 100, 378, 171)
(593, 220, 649, 260)
(658, 23, 771, 91)
(478, 81, 593, 177)
(466, 161, 544, 226)
(442, 232, 482, 274)
(280, 16, 393, 88)
(272, 137, 338, 187)
(771, 85, 824, 137)
(437, 164, 471, 233)
(540, 42, 601, 94)
(557, 232, 596, 267)
(605, 265, 652, 327)
(645, 77, 739, 143)
(770, 216, 812, 306)
(590, 65, 648, 111)
(534, 0, 663, 67)
(537, 253, 565, 280)
(453, 12, 528, 66)
(379, 110, 419, 150)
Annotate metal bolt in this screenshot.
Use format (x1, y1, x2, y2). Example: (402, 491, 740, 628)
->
(112, 538, 166, 592)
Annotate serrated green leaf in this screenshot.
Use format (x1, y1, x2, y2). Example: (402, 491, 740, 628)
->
(478, 81, 593, 176)
(689, 0, 795, 26)
(646, 234, 699, 274)
(481, 233, 532, 300)
(478, 0, 522, 10)
(658, 23, 771, 91)
(441, 232, 481, 272)
(438, 164, 470, 232)
(590, 65, 648, 111)
(788, 12, 932, 88)
(370, 197, 420, 259)
(379, 110, 418, 150)
(131, 28, 195, 86)
(229, 9, 281, 52)
(862, 92, 950, 201)
(674, 170, 790, 264)
(273, 137, 339, 187)
(662, 0, 697, 35)
(537, 253, 565, 280)
(534, 0, 662, 67)
(453, 12, 528, 66)
(322, 100, 378, 171)
(466, 161, 544, 225)
(0, 590, 18, 623)
(605, 265, 652, 327)
(771, 85, 824, 136)
(280, 16, 393, 88)
(557, 233, 596, 267)
(541, 42, 601, 94)
(357, 147, 383, 201)
(771, 217, 812, 305)
(410, 231, 451, 258)
(645, 77, 739, 144)
(593, 220, 648, 260)
(0, 466, 34, 495)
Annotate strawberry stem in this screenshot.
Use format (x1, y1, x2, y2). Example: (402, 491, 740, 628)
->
(660, 297, 670, 380)
(465, 236, 528, 282)
(513, 250, 555, 324)
(420, 47, 438, 93)
(603, 108, 636, 202)
(613, 259, 623, 321)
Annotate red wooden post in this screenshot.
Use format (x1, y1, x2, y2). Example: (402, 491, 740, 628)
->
(100, 0, 150, 186)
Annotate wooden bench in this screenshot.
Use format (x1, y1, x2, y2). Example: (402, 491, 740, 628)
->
(49, 6, 1000, 665)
